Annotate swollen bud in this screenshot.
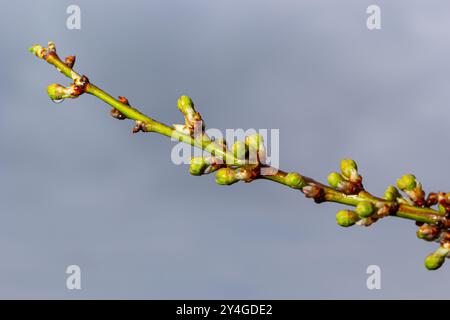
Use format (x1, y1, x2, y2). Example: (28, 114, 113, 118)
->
(355, 201, 375, 218)
(47, 83, 70, 100)
(424, 247, 449, 270)
(384, 185, 400, 201)
(189, 157, 208, 176)
(285, 172, 306, 189)
(340, 159, 358, 180)
(177, 95, 195, 115)
(327, 172, 344, 188)
(396, 174, 417, 191)
(215, 168, 239, 185)
(336, 210, 359, 227)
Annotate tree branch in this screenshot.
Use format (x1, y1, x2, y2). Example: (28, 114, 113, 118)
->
(29, 42, 450, 270)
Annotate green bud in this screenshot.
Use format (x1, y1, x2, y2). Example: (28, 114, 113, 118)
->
(232, 141, 247, 159)
(285, 172, 306, 189)
(384, 185, 400, 201)
(245, 134, 264, 151)
(355, 201, 375, 218)
(177, 95, 195, 115)
(340, 159, 358, 179)
(215, 168, 239, 185)
(29, 44, 46, 58)
(424, 247, 449, 270)
(327, 172, 344, 188)
(189, 157, 208, 176)
(336, 210, 359, 227)
(47, 83, 70, 101)
(396, 174, 417, 191)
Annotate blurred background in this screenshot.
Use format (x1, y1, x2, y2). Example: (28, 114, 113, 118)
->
(1, 0, 450, 298)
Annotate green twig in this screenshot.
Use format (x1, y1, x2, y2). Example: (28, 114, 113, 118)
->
(30, 42, 450, 270)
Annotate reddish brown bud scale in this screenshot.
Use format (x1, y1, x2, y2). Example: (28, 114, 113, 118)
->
(65, 55, 76, 68)
(118, 96, 130, 105)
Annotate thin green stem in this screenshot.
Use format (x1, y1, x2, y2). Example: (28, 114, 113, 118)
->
(29, 42, 448, 227)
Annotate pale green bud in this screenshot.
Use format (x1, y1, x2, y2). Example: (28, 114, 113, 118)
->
(189, 157, 208, 176)
(177, 95, 195, 115)
(340, 159, 358, 179)
(327, 172, 344, 188)
(336, 210, 359, 227)
(285, 172, 306, 189)
(384, 185, 400, 201)
(47, 83, 70, 100)
(396, 174, 417, 191)
(215, 168, 239, 185)
(424, 247, 449, 270)
(355, 201, 375, 218)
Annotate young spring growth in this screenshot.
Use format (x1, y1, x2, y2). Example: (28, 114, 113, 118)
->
(417, 224, 441, 242)
(396, 174, 425, 205)
(285, 172, 306, 189)
(340, 159, 361, 183)
(29, 44, 47, 59)
(424, 246, 450, 270)
(336, 210, 360, 227)
(47, 83, 73, 101)
(327, 172, 344, 189)
(47, 83, 85, 101)
(327, 172, 358, 194)
(177, 95, 203, 131)
(189, 157, 208, 176)
(355, 201, 375, 218)
(215, 168, 239, 185)
(232, 141, 248, 160)
(384, 185, 401, 201)
(177, 95, 195, 116)
(397, 174, 417, 191)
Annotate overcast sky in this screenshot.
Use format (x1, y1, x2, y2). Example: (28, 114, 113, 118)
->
(1, 0, 450, 298)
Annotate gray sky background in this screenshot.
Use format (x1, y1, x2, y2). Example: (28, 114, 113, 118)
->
(1, 0, 450, 298)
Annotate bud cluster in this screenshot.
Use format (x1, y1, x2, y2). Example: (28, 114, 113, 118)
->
(327, 159, 363, 194)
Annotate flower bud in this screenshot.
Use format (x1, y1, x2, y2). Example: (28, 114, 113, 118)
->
(417, 224, 441, 242)
(384, 185, 400, 201)
(355, 201, 375, 218)
(336, 210, 359, 227)
(396, 174, 417, 191)
(47, 83, 70, 100)
(232, 141, 247, 160)
(340, 159, 358, 180)
(327, 172, 344, 188)
(177, 95, 195, 115)
(189, 157, 208, 176)
(29, 44, 47, 58)
(285, 172, 306, 189)
(215, 168, 239, 185)
(424, 247, 449, 270)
